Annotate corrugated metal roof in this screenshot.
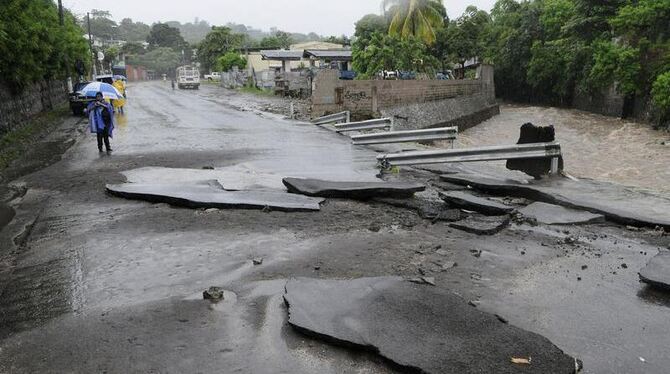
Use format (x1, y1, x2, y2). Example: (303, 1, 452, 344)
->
(260, 50, 303, 61)
(303, 49, 352, 60)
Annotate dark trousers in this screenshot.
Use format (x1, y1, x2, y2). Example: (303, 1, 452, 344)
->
(97, 127, 111, 151)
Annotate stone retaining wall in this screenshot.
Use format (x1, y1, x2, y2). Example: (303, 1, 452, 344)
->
(311, 65, 498, 129)
(0, 81, 68, 136)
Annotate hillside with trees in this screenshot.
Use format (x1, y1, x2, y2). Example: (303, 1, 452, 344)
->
(0, 0, 90, 92)
(351, 0, 670, 125)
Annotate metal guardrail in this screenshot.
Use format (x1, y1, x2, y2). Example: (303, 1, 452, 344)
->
(334, 118, 392, 133)
(377, 142, 562, 174)
(312, 111, 350, 125)
(351, 127, 457, 145)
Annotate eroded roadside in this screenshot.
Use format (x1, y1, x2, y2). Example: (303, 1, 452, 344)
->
(0, 82, 669, 374)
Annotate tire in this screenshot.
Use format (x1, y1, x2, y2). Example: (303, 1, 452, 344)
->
(71, 106, 83, 116)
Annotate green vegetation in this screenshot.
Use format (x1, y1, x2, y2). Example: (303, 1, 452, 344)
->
(351, 0, 670, 123)
(197, 27, 248, 73)
(353, 33, 439, 78)
(0, 0, 90, 92)
(384, 0, 446, 45)
(146, 23, 188, 51)
(259, 31, 294, 49)
(216, 52, 247, 72)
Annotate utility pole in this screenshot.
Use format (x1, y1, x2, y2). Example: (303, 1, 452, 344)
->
(58, 0, 64, 25)
(87, 12, 97, 78)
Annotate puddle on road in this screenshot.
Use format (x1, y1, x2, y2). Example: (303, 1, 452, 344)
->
(451, 104, 670, 194)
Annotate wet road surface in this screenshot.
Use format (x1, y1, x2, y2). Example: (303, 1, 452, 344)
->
(0, 81, 669, 373)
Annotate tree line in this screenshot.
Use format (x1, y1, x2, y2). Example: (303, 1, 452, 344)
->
(352, 0, 669, 123)
(0, 0, 90, 92)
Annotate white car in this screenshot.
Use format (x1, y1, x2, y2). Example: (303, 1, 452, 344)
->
(204, 72, 221, 81)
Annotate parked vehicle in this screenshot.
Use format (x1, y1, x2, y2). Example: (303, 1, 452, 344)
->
(69, 81, 93, 115)
(177, 66, 200, 89)
(397, 71, 416, 80)
(94, 74, 114, 85)
(436, 71, 456, 80)
(204, 72, 221, 81)
(379, 70, 398, 80)
(339, 70, 356, 80)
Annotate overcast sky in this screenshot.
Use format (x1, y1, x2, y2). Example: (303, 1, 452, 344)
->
(63, 0, 497, 37)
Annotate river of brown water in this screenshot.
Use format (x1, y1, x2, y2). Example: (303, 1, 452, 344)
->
(450, 104, 670, 195)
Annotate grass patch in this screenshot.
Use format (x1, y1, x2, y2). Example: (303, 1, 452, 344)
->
(239, 86, 274, 97)
(0, 105, 70, 171)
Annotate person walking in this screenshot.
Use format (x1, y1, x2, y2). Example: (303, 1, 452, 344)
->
(171, 78, 175, 90)
(87, 92, 115, 153)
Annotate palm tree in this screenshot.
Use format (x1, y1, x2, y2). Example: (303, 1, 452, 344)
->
(383, 0, 445, 45)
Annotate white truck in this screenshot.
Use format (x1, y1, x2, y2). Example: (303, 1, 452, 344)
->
(204, 72, 221, 81)
(176, 65, 200, 89)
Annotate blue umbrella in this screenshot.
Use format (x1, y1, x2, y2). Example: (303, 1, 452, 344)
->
(113, 75, 127, 81)
(78, 82, 123, 100)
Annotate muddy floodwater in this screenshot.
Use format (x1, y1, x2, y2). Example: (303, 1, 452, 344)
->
(453, 104, 670, 194)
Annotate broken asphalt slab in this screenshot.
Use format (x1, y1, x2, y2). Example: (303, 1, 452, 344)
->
(519, 202, 605, 225)
(639, 252, 670, 291)
(284, 277, 579, 374)
(282, 177, 425, 199)
(440, 173, 670, 229)
(449, 214, 511, 235)
(439, 190, 515, 216)
(106, 183, 324, 212)
(120, 166, 286, 191)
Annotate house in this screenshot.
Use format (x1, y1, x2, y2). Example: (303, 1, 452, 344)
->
(244, 41, 346, 73)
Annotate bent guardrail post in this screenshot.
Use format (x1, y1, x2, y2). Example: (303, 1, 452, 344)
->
(377, 142, 562, 175)
(334, 118, 393, 133)
(311, 111, 351, 125)
(351, 127, 458, 145)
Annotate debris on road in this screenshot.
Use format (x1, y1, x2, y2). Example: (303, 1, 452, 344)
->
(519, 202, 604, 225)
(106, 183, 325, 212)
(439, 191, 514, 216)
(408, 276, 436, 286)
(449, 215, 512, 235)
(282, 177, 425, 199)
(442, 261, 457, 271)
(511, 356, 532, 365)
(374, 197, 462, 222)
(203, 286, 224, 301)
(506, 122, 563, 178)
(639, 252, 670, 290)
(440, 172, 670, 229)
(284, 277, 579, 374)
(252, 258, 263, 265)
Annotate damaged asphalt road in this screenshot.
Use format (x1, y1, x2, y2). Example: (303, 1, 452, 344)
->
(0, 81, 669, 373)
(284, 277, 579, 373)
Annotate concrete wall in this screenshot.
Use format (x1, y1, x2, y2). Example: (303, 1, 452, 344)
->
(572, 85, 625, 118)
(0, 80, 68, 136)
(311, 65, 498, 130)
